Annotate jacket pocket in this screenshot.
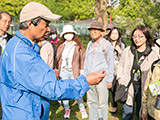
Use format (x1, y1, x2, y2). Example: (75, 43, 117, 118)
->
(13, 91, 32, 113)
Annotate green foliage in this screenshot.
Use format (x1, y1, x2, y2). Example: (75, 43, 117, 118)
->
(0, 0, 96, 21)
(112, 0, 160, 36)
(0, 0, 42, 22)
(43, 0, 96, 20)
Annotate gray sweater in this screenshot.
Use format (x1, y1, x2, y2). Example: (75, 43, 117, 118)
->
(84, 38, 114, 83)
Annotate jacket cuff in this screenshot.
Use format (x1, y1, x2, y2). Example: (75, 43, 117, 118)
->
(76, 75, 90, 95)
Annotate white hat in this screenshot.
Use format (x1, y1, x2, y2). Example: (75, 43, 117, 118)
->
(20, 1, 62, 22)
(60, 25, 77, 37)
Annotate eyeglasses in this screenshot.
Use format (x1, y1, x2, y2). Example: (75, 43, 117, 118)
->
(132, 36, 145, 39)
(1, 19, 11, 25)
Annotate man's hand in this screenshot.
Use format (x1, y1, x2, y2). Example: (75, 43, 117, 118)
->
(142, 114, 148, 120)
(107, 82, 112, 89)
(86, 71, 106, 85)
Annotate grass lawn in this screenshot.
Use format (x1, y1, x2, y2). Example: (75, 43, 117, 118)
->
(49, 93, 123, 120)
(49, 93, 137, 120)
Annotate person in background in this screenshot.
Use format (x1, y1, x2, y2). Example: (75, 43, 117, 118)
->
(105, 23, 115, 36)
(0, 2, 106, 119)
(117, 25, 159, 120)
(37, 26, 54, 69)
(84, 20, 114, 120)
(0, 11, 12, 57)
(49, 25, 59, 44)
(37, 25, 59, 78)
(56, 24, 88, 119)
(104, 23, 126, 47)
(48, 25, 59, 69)
(107, 27, 125, 114)
(142, 59, 160, 120)
(142, 40, 160, 120)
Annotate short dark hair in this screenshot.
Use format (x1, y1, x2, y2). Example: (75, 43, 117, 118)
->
(19, 16, 49, 30)
(0, 11, 12, 20)
(19, 17, 42, 30)
(19, 21, 28, 30)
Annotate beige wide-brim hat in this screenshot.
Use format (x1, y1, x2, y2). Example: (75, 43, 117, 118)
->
(88, 20, 104, 31)
(60, 25, 77, 37)
(20, 1, 62, 22)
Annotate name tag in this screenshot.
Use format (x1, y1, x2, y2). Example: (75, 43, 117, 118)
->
(149, 80, 160, 96)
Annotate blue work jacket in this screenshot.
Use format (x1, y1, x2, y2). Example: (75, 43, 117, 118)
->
(0, 31, 90, 120)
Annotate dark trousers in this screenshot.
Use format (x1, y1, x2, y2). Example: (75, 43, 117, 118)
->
(110, 75, 118, 107)
(122, 89, 141, 120)
(110, 88, 118, 107)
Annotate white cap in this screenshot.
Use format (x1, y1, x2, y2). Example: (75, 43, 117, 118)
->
(60, 25, 77, 37)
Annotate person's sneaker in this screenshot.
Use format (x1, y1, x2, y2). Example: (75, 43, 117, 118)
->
(64, 109, 71, 119)
(80, 109, 88, 119)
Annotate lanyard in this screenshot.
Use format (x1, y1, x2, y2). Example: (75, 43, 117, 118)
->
(16, 35, 32, 47)
(15, 35, 40, 54)
(135, 49, 139, 65)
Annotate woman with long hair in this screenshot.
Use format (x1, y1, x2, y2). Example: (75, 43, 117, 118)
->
(107, 27, 125, 114)
(56, 25, 88, 119)
(117, 25, 159, 120)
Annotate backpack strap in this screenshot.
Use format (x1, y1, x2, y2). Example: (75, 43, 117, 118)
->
(151, 59, 160, 73)
(51, 43, 57, 60)
(103, 40, 109, 62)
(87, 41, 92, 51)
(127, 51, 149, 89)
(51, 43, 58, 68)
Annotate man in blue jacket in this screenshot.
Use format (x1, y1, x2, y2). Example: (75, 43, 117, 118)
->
(0, 2, 106, 120)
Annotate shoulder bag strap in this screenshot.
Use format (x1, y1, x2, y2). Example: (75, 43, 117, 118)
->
(126, 50, 147, 88)
(103, 40, 108, 62)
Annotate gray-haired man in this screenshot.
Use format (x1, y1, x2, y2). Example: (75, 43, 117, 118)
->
(84, 20, 114, 120)
(0, 11, 12, 56)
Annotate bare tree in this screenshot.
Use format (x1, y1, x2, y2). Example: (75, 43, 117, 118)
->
(95, 0, 108, 33)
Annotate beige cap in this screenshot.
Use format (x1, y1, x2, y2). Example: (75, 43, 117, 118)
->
(20, 1, 62, 22)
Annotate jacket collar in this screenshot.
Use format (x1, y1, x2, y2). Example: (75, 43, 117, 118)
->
(16, 31, 34, 47)
(16, 31, 40, 54)
(0, 33, 7, 38)
(130, 45, 152, 57)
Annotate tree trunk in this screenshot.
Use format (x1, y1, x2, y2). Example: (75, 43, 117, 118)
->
(95, 0, 108, 34)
